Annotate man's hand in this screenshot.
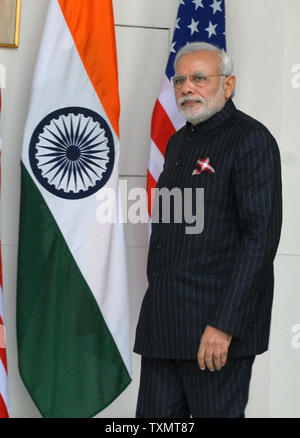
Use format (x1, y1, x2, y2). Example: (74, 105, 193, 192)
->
(197, 325, 232, 371)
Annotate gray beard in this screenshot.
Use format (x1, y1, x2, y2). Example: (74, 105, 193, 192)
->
(176, 86, 226, 125)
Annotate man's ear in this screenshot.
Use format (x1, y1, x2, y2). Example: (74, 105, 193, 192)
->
(224, 75, 236, 100)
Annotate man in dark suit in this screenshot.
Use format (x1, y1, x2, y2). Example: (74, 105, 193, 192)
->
(134, 42, 282, 418)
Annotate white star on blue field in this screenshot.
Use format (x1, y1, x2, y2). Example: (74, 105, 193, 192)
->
(166, 0, 225, 79)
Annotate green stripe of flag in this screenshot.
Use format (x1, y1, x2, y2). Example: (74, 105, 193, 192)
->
(17, 163, 130, 418)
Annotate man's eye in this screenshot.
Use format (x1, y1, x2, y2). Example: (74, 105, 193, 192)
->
(175, 77, 185, 85)
(193, 75, 206, 82)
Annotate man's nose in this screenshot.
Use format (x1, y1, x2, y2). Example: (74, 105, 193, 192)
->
(181, 77, 194, 94)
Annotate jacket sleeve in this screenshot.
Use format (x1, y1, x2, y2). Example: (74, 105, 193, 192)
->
(208, 127, 282, 340)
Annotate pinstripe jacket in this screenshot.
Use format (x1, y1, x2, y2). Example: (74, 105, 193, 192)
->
(134, 98, 282, 359)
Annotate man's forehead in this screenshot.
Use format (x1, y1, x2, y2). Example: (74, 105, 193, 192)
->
(175, 50, 221, 71)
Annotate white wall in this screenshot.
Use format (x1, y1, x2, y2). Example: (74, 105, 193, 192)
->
(0, 0, 299, 418)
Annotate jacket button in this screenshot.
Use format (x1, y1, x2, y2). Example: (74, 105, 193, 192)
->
(153, 272, 160, 278)
(248, 322, 253, 328)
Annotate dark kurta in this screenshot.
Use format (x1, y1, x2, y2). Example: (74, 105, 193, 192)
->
(134, 98, 282, 359)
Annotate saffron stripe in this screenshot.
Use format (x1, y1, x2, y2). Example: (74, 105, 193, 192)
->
(58, 0, 120, 137)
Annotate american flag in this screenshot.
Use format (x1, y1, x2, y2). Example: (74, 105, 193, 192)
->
(147, 0, 226, 220)
(0, 90, 9, 418)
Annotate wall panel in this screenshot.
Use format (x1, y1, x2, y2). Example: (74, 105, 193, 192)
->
(116, 26, 171, 175)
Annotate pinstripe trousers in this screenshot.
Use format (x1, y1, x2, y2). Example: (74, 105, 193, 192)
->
(136, 355, 255, 418)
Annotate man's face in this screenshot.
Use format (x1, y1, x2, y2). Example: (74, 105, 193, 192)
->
(174, 50, 234, 124)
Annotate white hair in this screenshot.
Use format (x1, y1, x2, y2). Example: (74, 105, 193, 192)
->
(174, 42, 234, 76)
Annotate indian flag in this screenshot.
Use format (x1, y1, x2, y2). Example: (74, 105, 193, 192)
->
(17, 0, 131, 418)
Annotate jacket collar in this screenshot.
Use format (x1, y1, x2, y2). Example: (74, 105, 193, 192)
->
(186, 98, 236, 132)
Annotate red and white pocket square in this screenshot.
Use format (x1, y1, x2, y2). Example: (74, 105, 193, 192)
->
(192, 158, 215, 175)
